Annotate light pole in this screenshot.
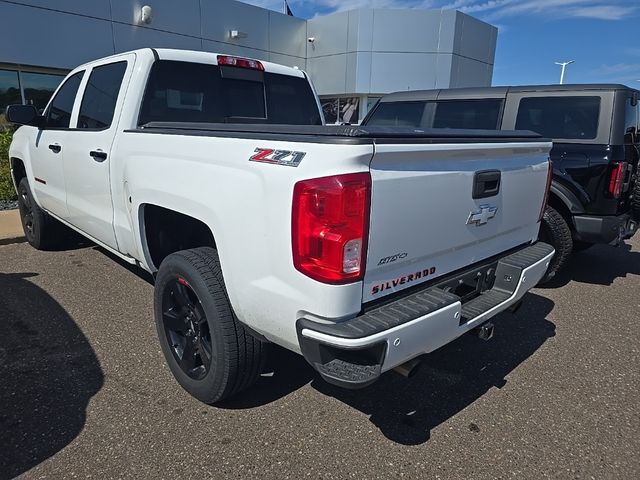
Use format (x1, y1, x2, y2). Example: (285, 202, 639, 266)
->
(555, 60, 575, 85)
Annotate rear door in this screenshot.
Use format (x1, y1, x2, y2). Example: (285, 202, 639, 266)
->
(63, 55, 133, 249)
(363, 139, 550, 302)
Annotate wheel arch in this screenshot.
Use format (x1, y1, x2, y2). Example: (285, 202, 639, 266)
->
(548, 180, 587, 232)
(9, 157, 27, 192)
(139, 203, 218, 272)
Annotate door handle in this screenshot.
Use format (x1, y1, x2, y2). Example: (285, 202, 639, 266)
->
(89, 150, 108, 162)
(48, 144, 61, 153)
(472, 169, 501, 199)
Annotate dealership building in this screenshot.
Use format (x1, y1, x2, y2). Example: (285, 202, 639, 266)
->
(0, 0, 497, 124)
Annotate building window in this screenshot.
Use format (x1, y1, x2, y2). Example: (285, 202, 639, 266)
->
(0, 69, 22, 127)
(22, 72, 65, 112)
(321, 97, 361, 124)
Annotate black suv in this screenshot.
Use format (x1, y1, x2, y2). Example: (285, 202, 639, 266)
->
(362, 84, 640, 281)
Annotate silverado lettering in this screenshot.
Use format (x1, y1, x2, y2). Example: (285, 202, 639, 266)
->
(371, 267, 437, 295)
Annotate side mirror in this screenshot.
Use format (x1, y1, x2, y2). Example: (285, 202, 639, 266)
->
(5, 104, 44, 127)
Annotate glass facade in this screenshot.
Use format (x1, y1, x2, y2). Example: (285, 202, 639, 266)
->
(0, 68, 65, 127)
(22, 72, 65, 112)
(0, 70, 22, 127)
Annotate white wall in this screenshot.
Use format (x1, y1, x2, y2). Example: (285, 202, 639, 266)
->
(307, 9, 497, 96)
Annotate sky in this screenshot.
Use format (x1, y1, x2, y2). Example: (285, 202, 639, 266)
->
(240, 0, 640, 87)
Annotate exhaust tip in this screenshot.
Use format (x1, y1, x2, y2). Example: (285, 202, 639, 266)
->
(393, 357, 422, 378)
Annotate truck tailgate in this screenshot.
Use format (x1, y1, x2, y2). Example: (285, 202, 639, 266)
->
(364, 141, 551, 302)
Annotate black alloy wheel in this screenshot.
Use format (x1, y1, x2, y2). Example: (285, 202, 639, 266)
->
(154, 247, 267, 404)
(161, 277, 213, 380)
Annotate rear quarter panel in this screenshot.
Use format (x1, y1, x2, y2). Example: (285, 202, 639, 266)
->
(111, 131, 374, 352)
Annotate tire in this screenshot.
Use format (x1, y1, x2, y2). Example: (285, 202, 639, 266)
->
(538, 205, 573, 283)
(631, 176, 640, 221)
(16, 177, 63, 250)
(572, 240, 595, 253)
(153, 247, 266, 404)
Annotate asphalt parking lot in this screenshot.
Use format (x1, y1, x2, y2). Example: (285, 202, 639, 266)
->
(1, 237, 639, 479)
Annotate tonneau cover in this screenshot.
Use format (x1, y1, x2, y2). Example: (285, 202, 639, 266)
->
(137, 122, 546, 143)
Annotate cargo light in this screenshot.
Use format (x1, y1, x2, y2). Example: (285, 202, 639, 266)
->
(292, 173, 371, 284)
(608, 162, 628, 199)
(217, 55, 264, 71)
(539, 159, 553, 222)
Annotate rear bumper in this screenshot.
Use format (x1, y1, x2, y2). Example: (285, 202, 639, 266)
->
(573, 214, 638, 244)
(297, 242, 555, 389)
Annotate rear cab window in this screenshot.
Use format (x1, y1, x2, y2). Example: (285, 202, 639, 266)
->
(515, 96, 601, 140)
(138, 60, 322, 126)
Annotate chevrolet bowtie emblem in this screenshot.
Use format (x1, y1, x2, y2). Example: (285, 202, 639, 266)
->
(467, 205, 498, 226)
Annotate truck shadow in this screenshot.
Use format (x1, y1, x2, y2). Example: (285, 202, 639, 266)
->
(0, 272, 104, 479)
(224, 293, 556, 446)
(543, 241, 640, 288)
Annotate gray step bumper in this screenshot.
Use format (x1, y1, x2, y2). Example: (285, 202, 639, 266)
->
(297, 242, 555, 389)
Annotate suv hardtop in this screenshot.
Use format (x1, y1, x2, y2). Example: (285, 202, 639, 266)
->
(363, 84, 640, 280)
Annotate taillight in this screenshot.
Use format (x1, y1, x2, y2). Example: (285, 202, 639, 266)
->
(217, 55, 265, 71)
(539, 159, 553, 222)
(292, 173, 371, 284)
(608, 162, 628, 199)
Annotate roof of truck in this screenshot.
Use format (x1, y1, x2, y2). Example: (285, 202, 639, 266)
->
(379, 83, 638, 102)
(74, 48, 306, 78)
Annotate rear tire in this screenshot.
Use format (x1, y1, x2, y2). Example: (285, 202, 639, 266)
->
(538, 205, 573, 283)
(154, 247, 266, 404)
(17, 178, 63, 250)
(631, 176, 640, 221)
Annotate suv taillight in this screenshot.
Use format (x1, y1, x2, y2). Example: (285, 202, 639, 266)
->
(608, 162, 628, 199)
(539, 159, 553, 222)
(292, 173, 371, 284)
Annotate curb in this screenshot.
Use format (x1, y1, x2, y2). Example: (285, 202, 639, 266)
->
(0, 235, 26, 246)
(0, 209, 25, 246)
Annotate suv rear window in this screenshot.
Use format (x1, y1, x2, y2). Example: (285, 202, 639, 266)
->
(515, 96, 600, 140)
(433, 99, 503, 129)
(138, 60, 321, 126)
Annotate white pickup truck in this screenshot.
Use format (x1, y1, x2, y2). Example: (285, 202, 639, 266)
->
(7, 48, 554, 404)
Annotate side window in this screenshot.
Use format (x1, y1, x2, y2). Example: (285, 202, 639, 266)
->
(433, 99, 503, 130)
(515, 96, 600, 140)
(365, 101, 427, 128)
(78, 61, 127, 129)
(46, 71, 84, 128)
(624, 96, 638, 132)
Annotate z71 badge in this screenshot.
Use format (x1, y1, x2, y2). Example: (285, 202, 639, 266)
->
(249, 148, 306, 167)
